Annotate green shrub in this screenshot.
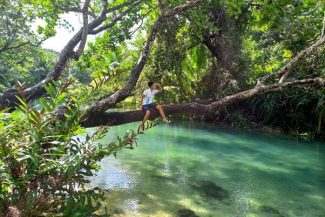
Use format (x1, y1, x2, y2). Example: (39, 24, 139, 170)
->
(0, 81, 138, 216)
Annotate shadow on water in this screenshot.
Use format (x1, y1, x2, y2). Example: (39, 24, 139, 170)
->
(190, 180, 230, 201)
(87, 121, 325, 217)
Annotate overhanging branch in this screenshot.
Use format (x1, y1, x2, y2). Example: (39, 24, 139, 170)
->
(257, 34, 325, 85)
(80, 77, 325, 127)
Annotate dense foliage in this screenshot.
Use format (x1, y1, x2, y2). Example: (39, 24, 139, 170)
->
(0, 0, 324, 215)
(0, 81, 138, 216)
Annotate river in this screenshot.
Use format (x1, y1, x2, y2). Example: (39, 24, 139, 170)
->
(87, 121, 325, 217)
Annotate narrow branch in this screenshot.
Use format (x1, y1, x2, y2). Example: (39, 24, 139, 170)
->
(0, 41, 30, 53)
(56, 0, 138, 18)
(162, 0, 204, 17)
(210, 77, 325, 110)
(0, 24, 30, 53)
(74, 0, 91, 59)
(105, 0, 139, 14)
(89, 0, 143, 35)
(99, 0, 108, 17)
(321, 11, 325, 38)
(129, 11, 148, 36)
(257, 35, 325, 85)
(258, 14, 325, 85)
(56, 5, 96, 18)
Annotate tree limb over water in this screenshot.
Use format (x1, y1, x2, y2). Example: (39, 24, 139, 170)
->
(80, 77, 325, 127)
(1, 0, 324, 130)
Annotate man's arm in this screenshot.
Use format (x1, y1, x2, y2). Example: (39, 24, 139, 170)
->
(140, 95, 144, 107)
(155, 82, 163, 92)
(140, 90, 147, 108)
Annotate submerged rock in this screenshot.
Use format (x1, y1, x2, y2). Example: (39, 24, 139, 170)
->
(113, 208, 125, 215)
(259, 205, 285, 217)
(151, 174, 176, 182)
(177, 208, 200, 217)
(192, 180, 229, 201)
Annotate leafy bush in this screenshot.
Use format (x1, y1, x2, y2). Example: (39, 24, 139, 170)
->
(0, 81, 138, 216)
(248, 86, 325, 138)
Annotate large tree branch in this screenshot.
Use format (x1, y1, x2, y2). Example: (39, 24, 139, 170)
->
(278, 13, 325, 84)
(321, 11, 325, 38)
(86, 18, 160, 113)
(74, 0, 91, 59)
(86, 0, 205, 113)
(0, 0, 144, 110)
(81, 77, 325, 127)
(257, 34, 325, 85)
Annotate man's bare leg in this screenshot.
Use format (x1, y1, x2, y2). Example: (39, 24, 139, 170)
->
(156, 105, 170, 122)
(140, 110, 151, 131)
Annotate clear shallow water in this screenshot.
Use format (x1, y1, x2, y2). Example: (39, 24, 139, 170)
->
(88, 122, 325, 217)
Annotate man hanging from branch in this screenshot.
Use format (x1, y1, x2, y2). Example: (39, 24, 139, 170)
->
(139, 81, 170, 132)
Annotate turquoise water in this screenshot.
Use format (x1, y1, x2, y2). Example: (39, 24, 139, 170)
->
(88, 122, 325, 217)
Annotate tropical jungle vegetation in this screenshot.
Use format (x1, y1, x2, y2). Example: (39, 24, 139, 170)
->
(0, 0, 324, 216)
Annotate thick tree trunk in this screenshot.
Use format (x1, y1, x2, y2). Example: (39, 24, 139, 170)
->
(81, 103, 210, 127)
(81, 77, 325, 127)
(203, 6, 244, 75)
(200, 5, 247, 97)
